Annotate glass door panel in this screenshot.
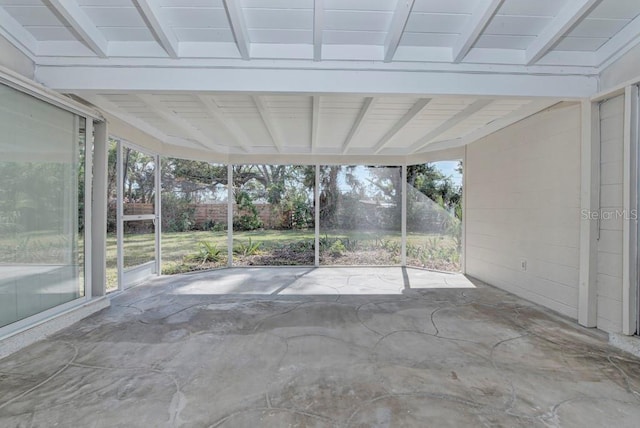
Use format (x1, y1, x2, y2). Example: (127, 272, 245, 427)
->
(117, 144, 158, 289)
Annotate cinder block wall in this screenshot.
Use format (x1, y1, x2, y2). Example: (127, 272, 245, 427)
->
(465, 104, 582, 319)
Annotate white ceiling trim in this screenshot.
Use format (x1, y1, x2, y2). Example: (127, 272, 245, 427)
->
(253, 95, 283, 153)
(46, 0, 108, 58)
(408, 99, 494, 153)
(223, 0, 250, 60)
(453, 0, 504, 63)
(48, 67, 598, 98)
(384, 0, 415, 63)
(372, 98, 431, 154)
(133, 0, 178, 58)
(342, 97, 376, 154)
(32, 55, 599, 75)
(313, 0, 323, 62)
(525, 0, 602, 66)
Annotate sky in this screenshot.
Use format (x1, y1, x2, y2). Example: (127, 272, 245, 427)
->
(335, 161, 463, 196)
(433, 161, 462, 186)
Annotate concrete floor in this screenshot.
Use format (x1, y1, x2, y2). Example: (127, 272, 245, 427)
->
(1, 267, 639, 427)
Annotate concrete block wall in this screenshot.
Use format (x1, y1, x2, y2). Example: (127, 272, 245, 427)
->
(465, 105, 582, 319)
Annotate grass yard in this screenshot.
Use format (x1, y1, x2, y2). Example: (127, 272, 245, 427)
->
(106, 229, 461, 291)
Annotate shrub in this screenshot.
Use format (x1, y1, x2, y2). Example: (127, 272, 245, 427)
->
(233, 238, 261, 256)
(233, 191, 262, 231)
(328, 239, 346, 256)
(185, 241, 222, 264)
(162, 193, 195, 232)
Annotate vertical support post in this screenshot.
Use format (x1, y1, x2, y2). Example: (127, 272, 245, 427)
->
(84, 119, 93, 299)
(401, 164, 407, 266)
(622, 85, 638, 335)
(315, 164, 320, 267)
(461, 148, 467, 274)
(578, 99, 600, 327)
(116, 140, 124, 291)
(155, 154, 162, 276)
(227, 164, 233, 267)
(66, 116, 80, 266)
(91, 120, 108, 297)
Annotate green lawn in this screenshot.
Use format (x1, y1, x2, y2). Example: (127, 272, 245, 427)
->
(105, 229, 461, 291)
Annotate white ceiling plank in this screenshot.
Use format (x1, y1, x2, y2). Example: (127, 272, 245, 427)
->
(311, 95, 320, 152)
(525, 0, 602, 65)
(197, 94, 254, 152)
(342, 97, 376, 154)
(136, 94, 235, 153)
(132, 0, 179, 58)
(80, 93, 206, 151)
(423, 99, 560, 152)
(596, 13, 640, 68)
(36, 66, 598, 98)
(314, 0, 323, 61)
(223, 0, 250, 60)
(372, 98, 431, 154)
(253, 95, 283, 153)
(408, 99, 493, 153)
(384, 0, 416, 62)
(0, 7, 38, 58)
(452, 0, 504, 63)
(46, 0, 109, 57)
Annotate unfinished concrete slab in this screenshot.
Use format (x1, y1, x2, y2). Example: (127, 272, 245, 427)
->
(0, 267, 639, 427)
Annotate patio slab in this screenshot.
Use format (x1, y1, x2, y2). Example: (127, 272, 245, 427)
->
(0, 267, 639, 427)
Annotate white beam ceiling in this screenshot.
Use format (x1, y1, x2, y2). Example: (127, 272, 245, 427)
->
(253, 95, 283, 153)
(79, 91, 558, 161)
(597, 12, 640, 67)
(384, 0, 416, 63)
(135, 94, 233, 153)
(133, 0, 179, 58)
(408, 100, 494, 154)
(424, 100, 561, 153)
(197, 95, 253, 152)
(313, 0, 323, 62)
(3, 0, 640, 162)
(525, 0, 602, 66)
(453, 0, 504, 63)
(342, 97, 376, 154)
(372, 98, 431, 154)
(0, 0, 637, 71)
(45, 0, 108, 57)
(79, 93, 203, 151)
(223, 0, 250, 60)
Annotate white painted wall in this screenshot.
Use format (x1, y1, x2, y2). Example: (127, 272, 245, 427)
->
(596, 95, 625, 333)
(465, 105, 581, 319)
(0, 35, 33, 79)
(600, 44, 640, 92)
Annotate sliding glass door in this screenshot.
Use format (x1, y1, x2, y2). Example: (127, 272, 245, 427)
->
(0, 83, 87, 328)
